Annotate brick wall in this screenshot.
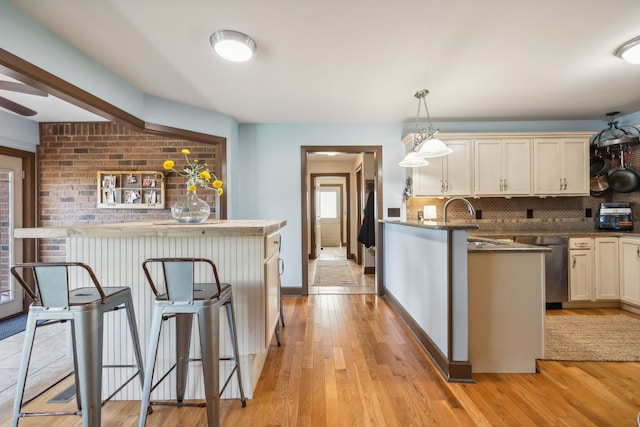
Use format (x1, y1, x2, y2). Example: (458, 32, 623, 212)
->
(37, 122, 222, 261)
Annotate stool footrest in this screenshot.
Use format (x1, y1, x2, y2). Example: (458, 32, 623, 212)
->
(150, 400, 207, 408)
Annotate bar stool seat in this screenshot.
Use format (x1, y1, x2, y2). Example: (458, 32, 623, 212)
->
(139, 257, 246, 427)
(10, 262, 145, 427)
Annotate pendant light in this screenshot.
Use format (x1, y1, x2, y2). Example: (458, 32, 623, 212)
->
(399, 89, 452, 168)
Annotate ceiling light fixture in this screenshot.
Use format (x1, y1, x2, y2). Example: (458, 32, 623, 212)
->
(399, 89, 452, 168)
(615, 35, 640, 64)
(210, 30, 257, 62)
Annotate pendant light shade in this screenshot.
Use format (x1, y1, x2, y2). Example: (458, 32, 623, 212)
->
(416, 137, 453, 158)
(399, 89, 452, 168)
(210, 30, 257, 62)
(399, 151, 430, 167)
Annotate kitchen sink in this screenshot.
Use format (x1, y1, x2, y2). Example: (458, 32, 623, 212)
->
(466, 239, 508, 247)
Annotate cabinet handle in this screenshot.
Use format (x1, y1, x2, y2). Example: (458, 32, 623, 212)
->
(279, 258, 285, 275)
(572, 255, 576, 268)
(499, 179, 504, 191)
(440, 179, 444, 193)
(575, 242, 588, 248)
(563, 178, 568, 190)
(559, 179, 563, 191)
(637, 246, 640, 257)
(504, 179, 508, 191)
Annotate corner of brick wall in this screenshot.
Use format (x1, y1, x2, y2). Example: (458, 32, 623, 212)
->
(37, 122, 222, 261)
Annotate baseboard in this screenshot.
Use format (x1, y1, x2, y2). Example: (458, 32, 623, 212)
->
(364, 266, 375, 275)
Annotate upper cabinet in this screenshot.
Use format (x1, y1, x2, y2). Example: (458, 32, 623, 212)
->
(412, 139, 472, 196)
(532, 138, 590, 196)
(474, 138, 531, 196)
(404, 132, 591, 198)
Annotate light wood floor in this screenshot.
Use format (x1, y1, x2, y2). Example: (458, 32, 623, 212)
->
(2, 297, 640, 426)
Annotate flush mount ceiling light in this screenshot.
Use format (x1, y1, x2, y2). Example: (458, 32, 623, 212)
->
(615, 35, 640, 64)
(399, 89, 453, 167)
(210, 30, 257, 62)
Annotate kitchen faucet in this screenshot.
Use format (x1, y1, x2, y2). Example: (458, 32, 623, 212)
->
(443, 197, 476, 223)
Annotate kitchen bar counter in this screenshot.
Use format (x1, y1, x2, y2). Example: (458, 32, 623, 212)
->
(14, 220, 286, 401)
(14, 219, 286, 239)
(379, 219, 546, 380)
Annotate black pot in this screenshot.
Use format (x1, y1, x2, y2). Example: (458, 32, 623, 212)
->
(590, 155, 611, 176)
(608, 167, 640, 193)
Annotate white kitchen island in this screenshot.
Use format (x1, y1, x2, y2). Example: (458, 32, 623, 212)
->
(14, 219, 286, 400)
(380, 220, 547, 382)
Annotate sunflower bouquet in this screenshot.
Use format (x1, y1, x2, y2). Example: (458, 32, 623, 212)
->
(163, 149, 224, 196)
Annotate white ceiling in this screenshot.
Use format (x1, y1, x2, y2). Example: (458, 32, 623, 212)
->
(6, 0, 640, 124)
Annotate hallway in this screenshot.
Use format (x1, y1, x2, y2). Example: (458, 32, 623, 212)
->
(308, 245, 376, 295)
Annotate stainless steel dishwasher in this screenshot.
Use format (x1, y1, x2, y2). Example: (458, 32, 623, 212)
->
(513, 236, 568, 309)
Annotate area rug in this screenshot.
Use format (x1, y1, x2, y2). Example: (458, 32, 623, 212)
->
(313, 260, 359, 286)
(0, 313, 27, 340)
(544, 314, 640, 361)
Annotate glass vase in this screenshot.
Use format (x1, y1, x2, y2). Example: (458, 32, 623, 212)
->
(171, 189, 210, 224)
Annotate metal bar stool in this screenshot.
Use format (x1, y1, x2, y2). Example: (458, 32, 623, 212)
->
(138, 257, 246, 427)
(10, 262, 145, 427)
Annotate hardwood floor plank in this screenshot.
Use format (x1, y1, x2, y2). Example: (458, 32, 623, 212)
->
(4, 300, 640, 427)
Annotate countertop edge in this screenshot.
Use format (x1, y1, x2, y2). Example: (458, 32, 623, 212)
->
(380, 219, 480, 231)
(14, 219, 287, 239)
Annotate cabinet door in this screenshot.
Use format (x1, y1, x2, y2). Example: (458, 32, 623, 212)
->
(474, 139, 503, 195)
(594, 237, 619, 300)
(561, 138, 589, 195)
(569, 249, 593, 301)
(413, 157, 445, 196)
(502, 139, 531, 195)
(619, 239, 640, 305)
(533, 139, 563, 194)
(442, 140, 472, 196)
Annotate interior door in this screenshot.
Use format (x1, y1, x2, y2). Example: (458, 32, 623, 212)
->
(313, 180, 322, 258)
(0, 154, 23, 319)
(319, 185, 341, 247)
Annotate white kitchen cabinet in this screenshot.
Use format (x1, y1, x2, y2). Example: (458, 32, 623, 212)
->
(569, 238, 594, 301)
(619, 237, 640, 306)
(532, 138, 589, 195)
(264, 232, 281, 348)
(594, 237, 619, 300)
(474, 138, 531, 196)
(413, 139, 472, 196)
(569, 237, 619, 302)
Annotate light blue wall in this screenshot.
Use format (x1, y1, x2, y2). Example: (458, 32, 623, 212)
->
(0, 110, 39, 152)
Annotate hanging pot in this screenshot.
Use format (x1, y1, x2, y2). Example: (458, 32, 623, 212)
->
(590, 154, 611, 176)
(608, 150, 640, 193)
(590, 174, 609, 194)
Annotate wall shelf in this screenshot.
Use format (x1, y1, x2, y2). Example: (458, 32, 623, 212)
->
(97, 171, 165, 209)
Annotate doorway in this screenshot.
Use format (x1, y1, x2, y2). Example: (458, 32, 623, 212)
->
(0, 154, 24, 319)
(301, 146, 383, 297)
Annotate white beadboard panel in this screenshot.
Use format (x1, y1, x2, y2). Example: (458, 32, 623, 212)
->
(65, 232, 279, 400)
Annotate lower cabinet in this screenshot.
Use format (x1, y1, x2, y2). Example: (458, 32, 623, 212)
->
(619, 237, 640, 306)
(569, 238, 594, 301)
(264, 232, 281, 348)
(569, 237, 619, 302)
(594, 237, 620, 300)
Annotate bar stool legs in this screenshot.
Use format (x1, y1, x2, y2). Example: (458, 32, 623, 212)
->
(10, 282, 144, 427)
(138, 291, 246, 427)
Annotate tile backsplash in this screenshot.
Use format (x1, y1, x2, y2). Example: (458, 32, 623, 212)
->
(406, 193, 631, 232)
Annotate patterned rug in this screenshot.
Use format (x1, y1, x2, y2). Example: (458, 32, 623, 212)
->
(544, 314, 640, 361)
(313, 260, 359, 286)
(0, 313, 27, 340)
